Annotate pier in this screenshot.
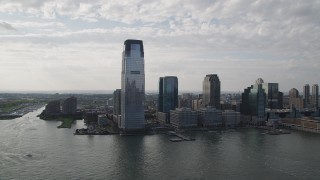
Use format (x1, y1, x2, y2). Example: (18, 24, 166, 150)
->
(167, 131, 195, 142)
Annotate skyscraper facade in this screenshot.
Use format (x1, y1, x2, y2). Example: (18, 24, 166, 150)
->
(303, 84, 310, 108)
(203, 74, 221, 109)
(62, 96, 77, 115)
(120, 39, 145, 131)
(289, 88, 299, 99)
(159, 76, 178, 112)
(113, 89, 121, 116)
(312, 84, 319, 108)
(288, 88, 303, 110)
(240, 79, 266, 118)
(262, 82, 279, 109)
(158, 76, 178, 123)
(158, 77, 164, 112)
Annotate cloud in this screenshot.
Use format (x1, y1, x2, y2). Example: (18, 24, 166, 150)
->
(0, 0, 319, 91)
(0, 21, 17, 31)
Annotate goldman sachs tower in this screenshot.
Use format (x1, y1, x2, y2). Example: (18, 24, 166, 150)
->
(120, 39, 145, 132)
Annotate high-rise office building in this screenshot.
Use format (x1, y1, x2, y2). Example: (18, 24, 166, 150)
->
(288, 88, 303, 110)
(158, 77, 164, 112)
(158, 76, 178, 123)
(262, 82, 280, 109)
(240, 79, 266, 118)
(303, 84, 310, 108)
(113, 89, 121, 115)
(312, 84, 319, 108)
(289, 88, 299, 99)
(278, 92, 283, 109)
(120, 39, 145, 131)
(203, 74, 220, 109)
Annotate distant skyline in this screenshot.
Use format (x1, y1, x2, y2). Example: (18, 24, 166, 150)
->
(0, 0, 319, 92)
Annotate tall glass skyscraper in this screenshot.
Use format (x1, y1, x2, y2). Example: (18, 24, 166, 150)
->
(203, 74, 220, 109)
(158, 76, 178, 123)
(120, 39, 145, 131)
(312, 84, 319, 108)
(241, 79, 266, 118)
(303, 84, 310, 108)
(262, 83, 279, 109)
(113, 89, 121, 116)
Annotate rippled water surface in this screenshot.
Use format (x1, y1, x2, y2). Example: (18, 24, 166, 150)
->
(1, 108, 320, 180)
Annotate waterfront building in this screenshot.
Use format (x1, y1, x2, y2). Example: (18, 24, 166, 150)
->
(45, 100, 61, 115)
(282, 118, 320, 133)
(303, 84, 310, 108)
(98, 114, 110, 127)
(120, 39, 145, 131)
(203, 74, 220, 109)
(198, 107, 222, 127)
(311, 84, 319, 108)
(240, 78, 266, 118)
(113, 89, 121, 115)
(170, 108, 197, 128)
(62, 96, 77, 115)
(84, 108, 104, 124)
(158, 76, 178, 123)
(222, 110, 240, 127)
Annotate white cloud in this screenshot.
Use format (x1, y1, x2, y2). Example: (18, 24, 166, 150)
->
(0, 21, 17, 31)
(0, 0, 319, 91)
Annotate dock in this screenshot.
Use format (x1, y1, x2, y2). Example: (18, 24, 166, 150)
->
(266, 129, 291, 135)
(167, 131, 195, 142)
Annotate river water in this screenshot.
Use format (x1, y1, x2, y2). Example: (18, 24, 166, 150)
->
(1, 107, 320, 180)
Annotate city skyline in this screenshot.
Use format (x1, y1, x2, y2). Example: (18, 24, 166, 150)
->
(0, 1, 320, 92)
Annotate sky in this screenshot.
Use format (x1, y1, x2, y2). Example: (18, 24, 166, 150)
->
(0, 0, 319, 93)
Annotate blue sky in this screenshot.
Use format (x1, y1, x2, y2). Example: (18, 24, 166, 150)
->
(0, 0, 319, 92)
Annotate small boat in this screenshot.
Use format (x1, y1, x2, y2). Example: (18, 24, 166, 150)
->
(26, 154, 32, 157)
(170, 138, 183, 142)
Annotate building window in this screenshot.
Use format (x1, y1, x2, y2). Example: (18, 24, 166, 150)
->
(131, 71, 140, 74)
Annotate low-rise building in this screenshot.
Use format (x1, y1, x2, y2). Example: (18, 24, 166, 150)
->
(98, 114, 109, 127)
(170, 108, 197, 128)
(198, 107, 222, 127)
(192, 99, 203, 111)
(282, 118, 320, 133)
(157, 112, 169, 123)
(222, 110, 240, 127)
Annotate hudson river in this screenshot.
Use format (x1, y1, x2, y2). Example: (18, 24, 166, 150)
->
(1, 108, 320, 180)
